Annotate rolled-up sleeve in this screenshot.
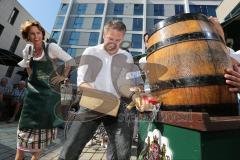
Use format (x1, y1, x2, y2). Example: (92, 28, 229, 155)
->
(48, 43, 72, 62)
(77, 48, 92, 87)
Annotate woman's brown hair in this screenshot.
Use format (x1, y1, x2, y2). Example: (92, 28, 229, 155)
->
(20, 20, 45, 41)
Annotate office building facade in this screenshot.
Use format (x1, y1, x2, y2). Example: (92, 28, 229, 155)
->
(52, 0, 222, 58)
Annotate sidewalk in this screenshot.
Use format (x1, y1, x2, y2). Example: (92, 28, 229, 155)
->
(0, 122, 137, 160)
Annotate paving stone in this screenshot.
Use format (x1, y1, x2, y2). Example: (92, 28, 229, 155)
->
(0, 122, 137, 160)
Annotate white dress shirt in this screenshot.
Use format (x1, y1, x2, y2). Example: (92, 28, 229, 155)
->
(77, 44, 134, 97)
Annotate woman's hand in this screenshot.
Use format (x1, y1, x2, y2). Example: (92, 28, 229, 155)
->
(51, 75, 65, 85)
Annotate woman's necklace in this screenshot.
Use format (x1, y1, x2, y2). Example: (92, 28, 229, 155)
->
(34, 49, 42, 58)
(33, 43, 43, 58)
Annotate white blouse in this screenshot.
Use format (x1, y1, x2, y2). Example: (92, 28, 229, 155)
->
(230, 49, 240, 63)
(18, 42, 72, 68)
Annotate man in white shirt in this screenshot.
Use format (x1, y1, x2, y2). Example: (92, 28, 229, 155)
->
(59, 20, 144, 160)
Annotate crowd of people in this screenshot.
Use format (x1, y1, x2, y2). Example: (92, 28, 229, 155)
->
(0, 77, 26, 122)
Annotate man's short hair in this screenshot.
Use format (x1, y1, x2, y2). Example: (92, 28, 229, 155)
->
(104, 20, 126, 33)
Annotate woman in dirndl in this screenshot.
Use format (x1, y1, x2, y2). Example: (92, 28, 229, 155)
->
(15, 20, 72, 160)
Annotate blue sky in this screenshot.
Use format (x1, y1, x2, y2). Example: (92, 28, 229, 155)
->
(17, 0, 61, 33)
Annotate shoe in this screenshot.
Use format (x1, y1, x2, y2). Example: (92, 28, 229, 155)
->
(86, 140, 94, 146)
(101, 136, 108, 148)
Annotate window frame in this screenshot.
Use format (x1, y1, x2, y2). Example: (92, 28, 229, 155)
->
(92, 17, 102, 29)
(59, 3, 68, 15)
(132, 34, 142, 49)
(88, 32, 99, 46)
(154, 4, 164, 16)
(132, 18, 143, 31)
(54, 16, 65, 29)
(95, 3, 104, 14)
(68, 32, 80, 45)
(114, 4, 124, 15)
(77, 4, 87, 15)
(0, 24, 4, 37)
(134, 4, 143, 15)
(73, 17, 84, 29)
(8, 8, 19, 25)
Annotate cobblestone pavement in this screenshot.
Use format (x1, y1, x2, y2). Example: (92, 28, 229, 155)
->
(0, 122, 137, 160)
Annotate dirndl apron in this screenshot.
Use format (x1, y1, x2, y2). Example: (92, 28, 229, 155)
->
(18, 48, 63, 129)
(17, 47, 63, 151)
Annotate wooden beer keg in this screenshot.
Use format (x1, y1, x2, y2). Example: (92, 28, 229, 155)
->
(146, 13, 238, 116)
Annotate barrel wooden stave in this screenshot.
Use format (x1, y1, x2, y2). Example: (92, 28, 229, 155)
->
(146, 14, 237, 116)
(147, 41, 232, 82)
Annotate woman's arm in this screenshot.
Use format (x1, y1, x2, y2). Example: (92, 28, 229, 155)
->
(26, 68, 32, 76)
(48, 43, 73, 84)
(18, 44, 33, 76)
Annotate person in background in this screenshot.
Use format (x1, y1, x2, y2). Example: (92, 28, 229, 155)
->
(0, 77, 13, 120)
(138, 33, 149, 65)
(15, 20, 72, 160)
(0, 77, 12, 99)
(208, 16, 240, 93)
(8, 81, 26, 123)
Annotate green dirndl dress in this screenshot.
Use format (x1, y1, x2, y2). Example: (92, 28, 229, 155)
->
(17, 51, 63, 151)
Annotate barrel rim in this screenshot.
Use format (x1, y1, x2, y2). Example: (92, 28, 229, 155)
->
(146, 31, 224, 58)
(148, 13, 209, 37)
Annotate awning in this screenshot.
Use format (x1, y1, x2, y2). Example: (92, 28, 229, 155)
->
(0, 48, 22, 66)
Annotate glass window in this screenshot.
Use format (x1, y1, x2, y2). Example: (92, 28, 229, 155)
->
(89, 32, 99, 46)
(132, 34, 142, 49)
(73, 17, 84, 29)
(59, 3, 68, 15)
(132, 18, 143, 31)
(66, 48, 77, 57)
(207, 5, 217, 16)
(131, 51, 142, 57)
(69, 32, 80, 45)
(95, 3, 104, 14)
(77, 4, 87, 14)
(92, 17, 102, 29)
(113, 17, 123, 21)
(9, 35, 20, 53)
(134, 4, 143, 15)
(0, 24, 4, 37)
(201, 6, 208, 15)
(154, 4, 164, 16)
(51, 31, 60, 42)
(190, 5, 201, 13)
(175, 5, 184, 15)
(8, 8, 19, 25)
(54, 16, 64, 29)
(114, 4, 124, 15)
(190, 5, 217, 16)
